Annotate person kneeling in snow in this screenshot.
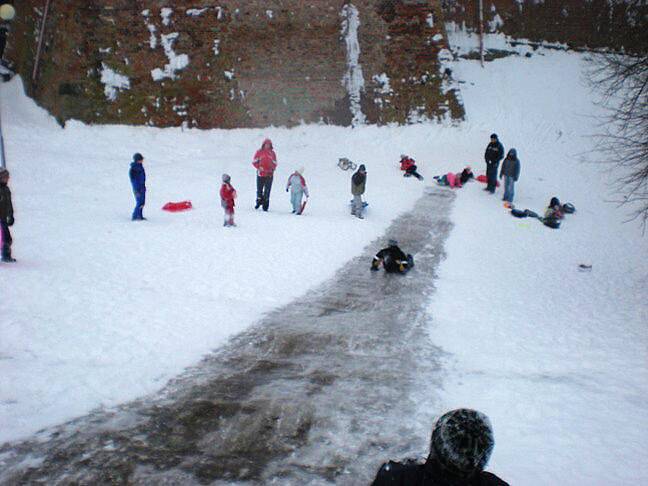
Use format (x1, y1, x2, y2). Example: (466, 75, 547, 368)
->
(543, 196, 563, 229)
(399, 155, 424, 181)
(220, 174, 237, 227)
(286, 167, 309, 215)
(371, 239, 414, 273)
(371, 408, 508, 486)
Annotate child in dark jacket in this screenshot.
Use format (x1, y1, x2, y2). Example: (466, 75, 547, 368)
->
(220, 174, 237, 227)
(129, 152, 146, 221)
(0, 168, 15, 262)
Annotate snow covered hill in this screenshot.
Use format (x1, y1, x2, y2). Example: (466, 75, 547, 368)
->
(1, 33, 646, 484)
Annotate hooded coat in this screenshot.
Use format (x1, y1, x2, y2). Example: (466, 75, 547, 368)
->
(253, 139, 277, 177)
(352, 168, 366, 196)
(129, 162, 146, 193)
(499, 149, 521, 181)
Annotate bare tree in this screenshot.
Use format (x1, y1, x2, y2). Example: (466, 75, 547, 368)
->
(587, 52, 648, 231)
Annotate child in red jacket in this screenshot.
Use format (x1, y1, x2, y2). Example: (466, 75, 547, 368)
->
(220, 174, 237, 227)
(399, 155, 424, 181)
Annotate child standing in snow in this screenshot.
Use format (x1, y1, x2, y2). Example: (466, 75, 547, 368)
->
(351, 164, 367, 219)
(286, 167, 309, 215)
(220, 174, 237, 227)
(0, 168, 15, 263)
(129, 152, 146, 221)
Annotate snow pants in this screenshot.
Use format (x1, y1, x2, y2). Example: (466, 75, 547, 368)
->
(132, 189, 145, 220)
(405, 165, 423, 180)
(256, 176, 273, 211)
(352, 194, 364, 218)
(222, 202, 235, 226)
(290, 189, 304, 214)
(486, 162, 498, 192)
(503, 176, 515, 203)
(0, 221, 12, 260)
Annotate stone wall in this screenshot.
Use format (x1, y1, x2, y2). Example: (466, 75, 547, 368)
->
(443, 0, 646, 54)
(5, 0, 461, 128)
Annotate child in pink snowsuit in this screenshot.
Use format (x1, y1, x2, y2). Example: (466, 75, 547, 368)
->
(220, 174, 237, 227)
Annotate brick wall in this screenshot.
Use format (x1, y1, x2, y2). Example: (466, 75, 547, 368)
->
(5, 0, 461, 128)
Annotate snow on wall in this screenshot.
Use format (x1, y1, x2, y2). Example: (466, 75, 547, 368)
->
(142, 10, 157, 49)
(151, 33, 190, 82)
(340, 3, 366, 127)
(99, 63, 130, 101)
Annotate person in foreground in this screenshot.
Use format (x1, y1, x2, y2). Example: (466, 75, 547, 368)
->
(371, 239, 414, 273)
(371, 408, 509, 486)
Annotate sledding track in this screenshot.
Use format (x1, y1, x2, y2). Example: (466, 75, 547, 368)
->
(0, 188, 455, 485)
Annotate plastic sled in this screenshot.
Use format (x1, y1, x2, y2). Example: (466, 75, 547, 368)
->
(162, 201, 193, 212)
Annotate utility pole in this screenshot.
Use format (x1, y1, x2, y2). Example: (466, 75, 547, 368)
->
(478, 0, 484, 67)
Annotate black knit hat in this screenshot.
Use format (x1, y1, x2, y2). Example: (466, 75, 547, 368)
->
(133, 153, 144, 162)
(490, 133, 498, 140)
(359, 164, 366, 172)
(430, 409, 495, 478)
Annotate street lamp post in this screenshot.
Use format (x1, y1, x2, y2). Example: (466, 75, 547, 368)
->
(0, 2, 16, 169)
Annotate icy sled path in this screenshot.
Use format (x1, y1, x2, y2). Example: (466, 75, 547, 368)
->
(0, 188, 454, 485)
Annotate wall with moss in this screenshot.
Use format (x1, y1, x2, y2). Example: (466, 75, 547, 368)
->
(5, 0, 462, 128)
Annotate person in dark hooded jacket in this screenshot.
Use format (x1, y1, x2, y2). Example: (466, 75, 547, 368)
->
(484, 134, 504, 193)
(372, 409, 508, 486)
(0, 168, 15, 262)
(351, 164, 367, 219)
(499, 149, 521, 204)
(129, 153, 146, 221)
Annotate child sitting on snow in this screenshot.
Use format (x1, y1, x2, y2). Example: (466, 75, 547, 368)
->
(286, 167, 309, 215)
(543, 197, 563, 229)
(220, 174, 237, 227)
(399, 155, 424, 180)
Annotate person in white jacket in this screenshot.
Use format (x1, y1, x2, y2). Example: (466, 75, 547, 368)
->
(286, 167, 309, 215)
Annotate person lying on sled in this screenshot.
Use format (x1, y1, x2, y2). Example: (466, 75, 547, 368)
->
(371, 239, 414, 273)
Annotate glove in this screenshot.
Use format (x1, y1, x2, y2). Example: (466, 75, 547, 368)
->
(399, 263, 405, 272)
(7, 216, 14, 226)
(286, 188, 289, 192)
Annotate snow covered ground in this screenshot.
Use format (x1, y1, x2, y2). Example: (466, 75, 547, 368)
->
(1, 31, 647, 484)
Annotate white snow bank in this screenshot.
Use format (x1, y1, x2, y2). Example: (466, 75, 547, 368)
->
(416, 40, 648, 485)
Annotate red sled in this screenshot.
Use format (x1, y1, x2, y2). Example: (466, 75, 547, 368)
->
(298, 198, 308, 215)
(162, 200, 193, 212)
(476, 175, 500, 187)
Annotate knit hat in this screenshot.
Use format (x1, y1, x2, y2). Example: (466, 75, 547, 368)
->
(222, 173, 231, 183)
(359, 164, 366, 172)
(550, 196, 560, 207)
(430, 409, 495, 478)
(490, 133, 498, 140)
(133, 153, 144, 162)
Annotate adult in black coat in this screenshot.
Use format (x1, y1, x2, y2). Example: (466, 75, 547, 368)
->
(0, 168, 15, 262)
(484, 134, 504, 193)
(372, 409, 509, 486)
